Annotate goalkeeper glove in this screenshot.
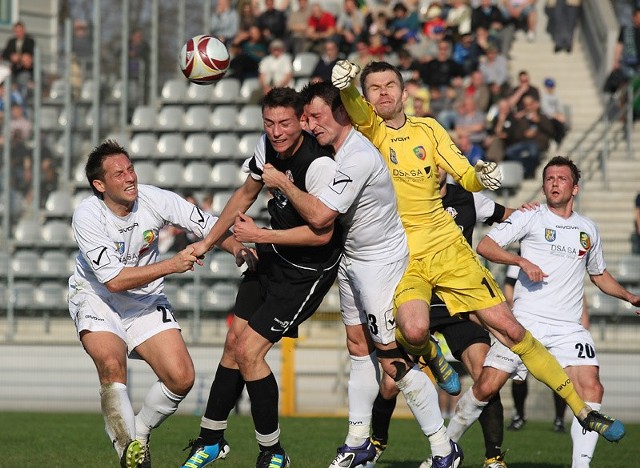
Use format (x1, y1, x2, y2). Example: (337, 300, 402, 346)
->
(475, 160, 503, 191)
(331, 60, 361, 90)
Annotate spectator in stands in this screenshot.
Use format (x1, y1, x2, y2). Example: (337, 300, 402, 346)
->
(465, 69, 492, 113)
(40, 157, 59, 207)
(366, 10, 392, 48)
(0, 80, 26, 113)
(229, 25, 268, 81)
(446, 0, 473, 41)
(404, 80, 431, 117)
(456, 131, 485, 166)
(472, 0, 506, 52)
(1, 21, 35, 96)
(286, 0, 312, 55)
(509, 69, 540, 111)
(485, 97, 516, 162)
(348, 40, 376, 70)
(452, 32, 484, 77)
(234, 0, 259, 45)
(633, 192, 640, 254)
(454, 94, 488, 146)
(500, 0, 537, 42)
(335, 0, 365, 55)
(479, 44, 510, 90)
(72, 19, 93, 77)
(210, 0, 239, 46)
(256, 0, 288, 42)
(431, 82, 462, 130)
(259, 39, 294, 95)
(422, 2, 447, 39)
(420, 40, 465, 90)
(612, 7, 640, 79)
(367, 31, 388, 60)
(396, 48, 422, 83)
(505, 95, 554, 178)
(9, 102, 32, 141)
(540, 77, 567, 144)
(546, 0, 582, 53)
(388, 1, 421, 51)
(124, 29, 150, 103)
(310, 39, 341, 83)
(306, 3, 337, 55)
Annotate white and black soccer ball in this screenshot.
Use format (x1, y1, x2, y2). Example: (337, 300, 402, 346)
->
(179, 35, 230, 85)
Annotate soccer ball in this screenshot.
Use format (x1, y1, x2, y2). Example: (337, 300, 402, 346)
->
(179, 35, 230, 85)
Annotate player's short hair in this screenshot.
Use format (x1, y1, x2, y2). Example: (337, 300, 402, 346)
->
(542, 156, 581, 185)
(360, 61, 405, 99)
(299, 80, 343, 112)
(85, 139, 131, 198)
(262, 87, 304, 118)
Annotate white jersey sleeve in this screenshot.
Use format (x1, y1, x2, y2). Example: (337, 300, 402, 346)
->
(472, 191, 498, 223)
(242, 134, 267, 181)
(306, 157, 338, 196)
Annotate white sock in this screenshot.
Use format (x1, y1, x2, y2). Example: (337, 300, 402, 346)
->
(135, 380, 185, 443)
(571, 401, 600, 468)
(396, 365, 449, 457)
(256, 426, 280, 447)
(345, 353, 380, 447)
(100, 382, 136, 457)
(447, 388, 487, 442)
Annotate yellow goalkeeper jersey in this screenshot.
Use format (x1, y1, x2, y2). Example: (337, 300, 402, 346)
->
(340, 85, 485, 259)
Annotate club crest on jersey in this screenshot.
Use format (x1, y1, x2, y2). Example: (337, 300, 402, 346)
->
(545, 228, 556, 242)
(390, 148, 398, 164)
(579, 232, 591, 250)
(139, 229, 158, 256)
(445, 206, 458, 219)
(413, 146, 426, 160)
(114, 242, 125, 255)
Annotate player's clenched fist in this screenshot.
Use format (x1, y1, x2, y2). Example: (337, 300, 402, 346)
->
(331, 60, 361, 90)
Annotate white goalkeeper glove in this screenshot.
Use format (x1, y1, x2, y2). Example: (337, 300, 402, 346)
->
(475, 160, 503, 191)
(331, 60, 361, 90)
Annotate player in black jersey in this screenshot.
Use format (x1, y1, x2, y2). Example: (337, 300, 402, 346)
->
(182, 87, 342, 468)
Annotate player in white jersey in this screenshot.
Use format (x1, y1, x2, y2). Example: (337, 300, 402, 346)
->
(68, 140, 255, 468)
(261, 81, 461, 468)
(447, 156, 640, 467)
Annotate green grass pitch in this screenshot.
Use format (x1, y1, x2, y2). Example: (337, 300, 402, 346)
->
(1, 412, 635, 467)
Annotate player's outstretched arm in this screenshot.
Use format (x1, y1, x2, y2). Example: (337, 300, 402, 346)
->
(233, 212, 333, 247)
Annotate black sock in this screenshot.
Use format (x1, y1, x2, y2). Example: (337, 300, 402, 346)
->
(511, 379, 528, 420)
(479, 394, 504, 459)
(200, 365, 245, 444)
(246, 372, 280, 451)
(371, 392, 397, 444)
(553, 390, 567, 420)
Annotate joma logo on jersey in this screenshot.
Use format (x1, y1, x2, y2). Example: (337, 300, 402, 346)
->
(392, 168, 424, 177)
(545, 228, 556, 242)
(580, 232, 591, 250)
(413, 146, 426, 160)
(118, 223, 139, 233)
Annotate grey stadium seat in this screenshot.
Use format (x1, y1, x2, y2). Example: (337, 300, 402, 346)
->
(207, 251, 244, 279)
(41, 221, 75, 247)
(184, 133, 213, 159)
(40, 106, 61, 131)
(10, 281, 36, 309)
(210, 105, 238, 132)
(293, 52, 320, 78)
(211, 162, 244, 188)
(155, 133, 185, 159)
(183, 105, 212, 131)
(589, 289, 621, 320)
(182, 161, 213, 187)
(79, 79, 99, 103)
(237, 133, 262, 159)
(134, 161, 157, 185)
(239, 78, 261, 103)
(210, 134, 240, 160)
(617, 255, 640, 287)
(44, 190, 74, 218)
(129, 133, 158, 160)
(212, 190, 234, 214)
(12, 251, 40, 278)
(236, 105, 263, 132)
(203, 281, 238, 312)
(131, 105, 157, 130)
(39, 250, 73, 278)
(155, 162, 184, 188)
(47, 78, 67, 102)
(161, 78, 188, 103)
(14, 218, 42, 246)
(36, 281, 68, 309)
(498, 161, 524, 191)
(157, 106, 185, 131)
(186, 81, 215, 103)
(212, 78, 241, 103)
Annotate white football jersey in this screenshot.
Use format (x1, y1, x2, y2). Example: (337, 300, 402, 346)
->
(70, 184, 217, 310)
(316, 129, 408, 262)
(487, 204, 605, 325)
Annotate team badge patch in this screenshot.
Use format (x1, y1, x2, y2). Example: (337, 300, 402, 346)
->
(580, 232, 591, 250)
(330, 170, 352, 194)
(390, 148, 398, 164)
(143, 230, 157, 245)
(114, 242, 125, 255)
(545, 228, 556, 242)
(413, 146, 426, 160)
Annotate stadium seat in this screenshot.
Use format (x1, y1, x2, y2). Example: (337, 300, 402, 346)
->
(44, 190, 74, 218)
(295, 77, 309, 92)
(41, 221, 75, 247)
(163, 281, 180, 306)
(0, 283, 5, 305)
(72, 190, 92, 209)
(157, 106, 185, 131)
(293, 52, 320, 78)
(203, 281, 238, 312)
(161, 78, 188, 103)
(498, 161, 524, 192)
(182, 161, 213, 187)
(239, 78, 261, 103)
(12, 251, 40, 278)
(129, 132, 158, 159)
(589, 289, 621, 320)
(236, 105, 263, 132)
(39, 250, 73, 278)
(183, 105, 212, 131)
(134, 161, 157, 185)
(211, 162, 244, 188)
(13, 218, 42, 246)
(10, 281, 36, 309)
(184, 133, 213, 159)
(109, 79, 140, 103)
(47, 79, 67, 102)
(79, 79, 99, 103)
(617, 255, 640, 286)
(212, 78, 241, 103)
(131, 105, 157, 130)
(237, 133, 262, 159)
(210, 105, 238, 132)
(246, 191, 269, 218)
(210, 134, 240, 160)
(40, 106, 61, 131)
(186, 81, 215, 103)
(155, 133, 185, 159)
(0, 251, 9, 278)
(73, 161, 87, 187)
(212, 190, 234, 214)
(36, 281, 68, 309)
(207, 250, 244, 279)
(155, 162, 184, 188)
(175, 283, 203, 311)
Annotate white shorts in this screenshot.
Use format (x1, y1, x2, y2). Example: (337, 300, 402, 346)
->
(69, 288, 181, 356)
(483, 318, 599, 381)
(338, 255, 408, 345)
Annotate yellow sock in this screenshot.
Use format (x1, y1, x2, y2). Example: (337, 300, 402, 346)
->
(395, 327, 434, 357)
(510, 330, 586, 416)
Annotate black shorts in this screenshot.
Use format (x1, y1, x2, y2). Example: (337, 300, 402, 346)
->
(430, 302, 490, 362)
(234, 249, 340, 343)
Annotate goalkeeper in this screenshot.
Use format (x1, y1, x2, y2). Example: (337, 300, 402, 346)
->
(331, 60, 625, 454)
